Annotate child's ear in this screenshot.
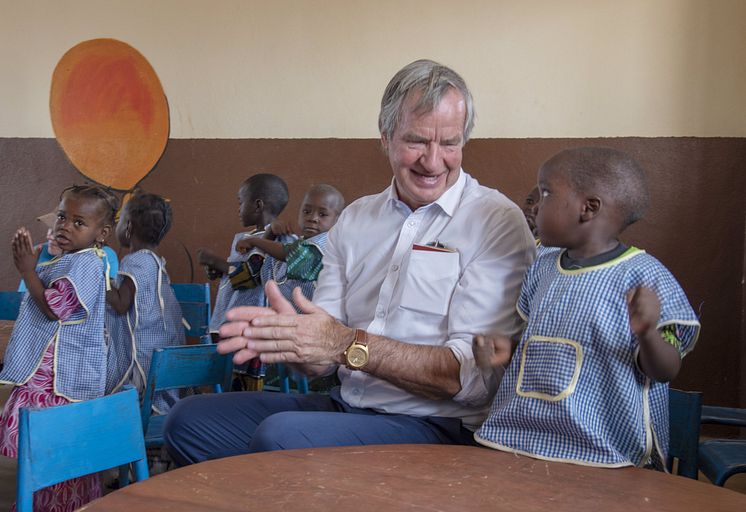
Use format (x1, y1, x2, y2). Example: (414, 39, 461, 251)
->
(99, 223, 112, 244)
(254, 198, 264, 212)
(580, 196, 602, 223)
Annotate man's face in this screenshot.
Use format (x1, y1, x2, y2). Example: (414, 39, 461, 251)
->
(382, 88, 465, 210)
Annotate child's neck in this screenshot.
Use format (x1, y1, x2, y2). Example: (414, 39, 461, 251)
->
(128, 238, 157, 254)
(565, 238, 620, 260)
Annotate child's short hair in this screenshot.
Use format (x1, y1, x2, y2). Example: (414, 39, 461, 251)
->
(545, 147, 650, 228)
(126, 190, 172, 245)
(242, 174, 289, 216)
(61, 184, 119, 225)
(306, 184, 346, 213)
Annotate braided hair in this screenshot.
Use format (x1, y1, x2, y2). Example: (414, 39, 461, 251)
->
(60, 184, 119, 226)
(125, 190, 172, 245)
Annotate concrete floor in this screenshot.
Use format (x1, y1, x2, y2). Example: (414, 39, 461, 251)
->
(0, 384, 744, 509)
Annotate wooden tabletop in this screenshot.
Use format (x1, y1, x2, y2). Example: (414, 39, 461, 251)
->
(81, 444, 746, 512)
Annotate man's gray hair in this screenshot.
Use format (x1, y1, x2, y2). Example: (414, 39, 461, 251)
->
(378, 59, 475, 143)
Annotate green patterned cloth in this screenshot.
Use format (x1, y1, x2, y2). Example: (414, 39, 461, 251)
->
(285, 239, 324, 281)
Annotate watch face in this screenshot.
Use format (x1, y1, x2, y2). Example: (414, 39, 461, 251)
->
(348, 346, 368, 367)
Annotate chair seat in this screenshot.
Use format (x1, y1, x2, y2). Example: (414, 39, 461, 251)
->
(701, 406, 746, 427)
(698, 439, 746, 486)
(144, 415, 166, 448)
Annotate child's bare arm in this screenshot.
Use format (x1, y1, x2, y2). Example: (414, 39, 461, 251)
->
(106, 276, 136, 314)
(266, 219, 295, 239)
(473, 334, 513, 370)
(236, 237, 287, 261)
(197, 248, 229, 275)
(628, 287, 681, 382)
(12, 228, 56, 320)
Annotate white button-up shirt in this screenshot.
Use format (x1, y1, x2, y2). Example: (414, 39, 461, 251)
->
(313, 170, 536, 429)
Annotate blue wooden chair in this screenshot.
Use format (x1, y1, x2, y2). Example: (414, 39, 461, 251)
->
(171, 283, 211, 344)
(667, 388, 703, 478)
(17, 386, 148, 512)
(698, 404, 746, 485)
(0, 290, 23, 321)
(140, 344, 233, 449)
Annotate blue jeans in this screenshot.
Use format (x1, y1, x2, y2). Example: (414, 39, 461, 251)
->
(164, 387, 476, 466)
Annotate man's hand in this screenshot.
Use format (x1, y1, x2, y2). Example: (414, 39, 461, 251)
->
(218, 280, 350, 367)
(12, 228, 39, 275)
(627, 287, 660, 337)
(473, 334, 513, 370)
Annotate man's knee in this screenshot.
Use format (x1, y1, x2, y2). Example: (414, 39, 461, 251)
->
(249, 411, 319, 453)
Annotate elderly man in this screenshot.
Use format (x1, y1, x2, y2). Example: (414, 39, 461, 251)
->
(164, 60, 535, 464)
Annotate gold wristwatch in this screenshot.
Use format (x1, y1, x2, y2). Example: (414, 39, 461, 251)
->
(344, 329, 369, 370)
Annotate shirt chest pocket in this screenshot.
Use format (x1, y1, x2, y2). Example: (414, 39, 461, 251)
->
(400, 250, 460, 316)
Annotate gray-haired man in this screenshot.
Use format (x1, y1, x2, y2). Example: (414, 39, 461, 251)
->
(165, 59, 535, 464)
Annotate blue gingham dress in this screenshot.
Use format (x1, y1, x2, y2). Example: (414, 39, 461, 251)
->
(0, 249, 107, 401)
(209, 230, 266, 332)
(259, 232, 328, 310)
(105, 250, 185, 413)
(475, 246, 700, 468)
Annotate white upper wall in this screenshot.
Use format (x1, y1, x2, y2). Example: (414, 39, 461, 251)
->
(2, 0, 745, 138)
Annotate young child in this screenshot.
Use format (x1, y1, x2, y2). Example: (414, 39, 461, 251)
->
(473, 147, 700, 470)
(520, 186, 539, 238)
(105, 191, 184, 414)
(237, 183, 345, 306)
(198, 174, 289, 389)
(0, 184, 118, 510)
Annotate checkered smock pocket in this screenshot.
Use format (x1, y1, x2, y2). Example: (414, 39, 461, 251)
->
(516, 335, 582, 401)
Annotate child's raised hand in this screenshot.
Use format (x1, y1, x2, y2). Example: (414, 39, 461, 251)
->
(12, 227, 39, 275)
(627, 287, 661, 337)
(235, 238, 255, 254)
(268, 219, 294, 237)
(473, 334, 513, 370)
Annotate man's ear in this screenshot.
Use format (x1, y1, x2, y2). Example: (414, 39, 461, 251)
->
(580, 196, 602, 223)
(380, 134, 389, 153)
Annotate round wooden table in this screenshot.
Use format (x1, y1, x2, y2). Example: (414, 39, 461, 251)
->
(81, 444, 746, 511)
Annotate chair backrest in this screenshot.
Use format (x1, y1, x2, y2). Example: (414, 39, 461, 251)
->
(668, 388, 703, 478)
(16, 386, 149, 512)
(0, 290, 23, 321)
(171, 283, 211, 342)
(141, 344, 233, 428)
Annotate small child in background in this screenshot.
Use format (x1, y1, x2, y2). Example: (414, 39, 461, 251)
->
(520, 186, 539, 239)
(237, 183, 345, 306)
(198, 174, 289, 390)
(0, 184, 118, 510)
(106, 191, 184, 414)
(473, 147, 700, 470)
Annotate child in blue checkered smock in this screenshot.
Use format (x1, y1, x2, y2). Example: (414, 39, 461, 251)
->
(106, 191, 185, 414)
(0, 184, 119, 511)
(237, 184, 345, 309)
(197, 174, 289, 390)
(234, 184, 344, 388)
(474, 148, 700, 470)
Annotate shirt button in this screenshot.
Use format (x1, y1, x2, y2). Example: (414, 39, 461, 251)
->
(376, 310, 385, 318)
(352, 388, 361, 395)
(391, 264, 399, 271)
(407, 221, 416, 227)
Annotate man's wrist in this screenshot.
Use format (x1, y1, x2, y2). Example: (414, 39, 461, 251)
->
(338, 326, 356, 365)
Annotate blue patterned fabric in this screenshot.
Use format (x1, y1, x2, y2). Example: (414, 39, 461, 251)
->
(0, 249, 108, 401)
(475, 246, 700, 468)
(260, 232, 328, 311)
(105, 250, 185, 413)
(209, 230, 266, 333)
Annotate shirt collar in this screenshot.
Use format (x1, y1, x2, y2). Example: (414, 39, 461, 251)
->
(385, 169, 466, 217)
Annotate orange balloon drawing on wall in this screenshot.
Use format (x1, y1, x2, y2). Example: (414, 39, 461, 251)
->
(50, 38, 169, 191)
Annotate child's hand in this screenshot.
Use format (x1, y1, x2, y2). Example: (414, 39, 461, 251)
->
(235, 238, 255, 254)
(12, 227, 39, 275)
(627, 287, 661, 337)
(473, 334, 513, 370)
(268, 219, 294, 237)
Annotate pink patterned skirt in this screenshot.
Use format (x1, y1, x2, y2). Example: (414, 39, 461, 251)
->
(0, 343, 102, 511)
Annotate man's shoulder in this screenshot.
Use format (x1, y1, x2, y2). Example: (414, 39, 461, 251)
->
(457, 172, 524, 219)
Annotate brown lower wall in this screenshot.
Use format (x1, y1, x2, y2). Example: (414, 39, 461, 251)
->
(1, 137, 744, 408)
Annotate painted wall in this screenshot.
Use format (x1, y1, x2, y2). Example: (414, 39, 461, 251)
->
(2, 1, 745, 409)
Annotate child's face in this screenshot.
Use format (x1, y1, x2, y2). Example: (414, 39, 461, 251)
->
(115, 203, 131, 247)
(521, 186, 540, 235)
(238, 184, 259, 227)
(53, 194, 110, 253)
(298, 190, 340, 238)
(535, 165, 584, 248)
